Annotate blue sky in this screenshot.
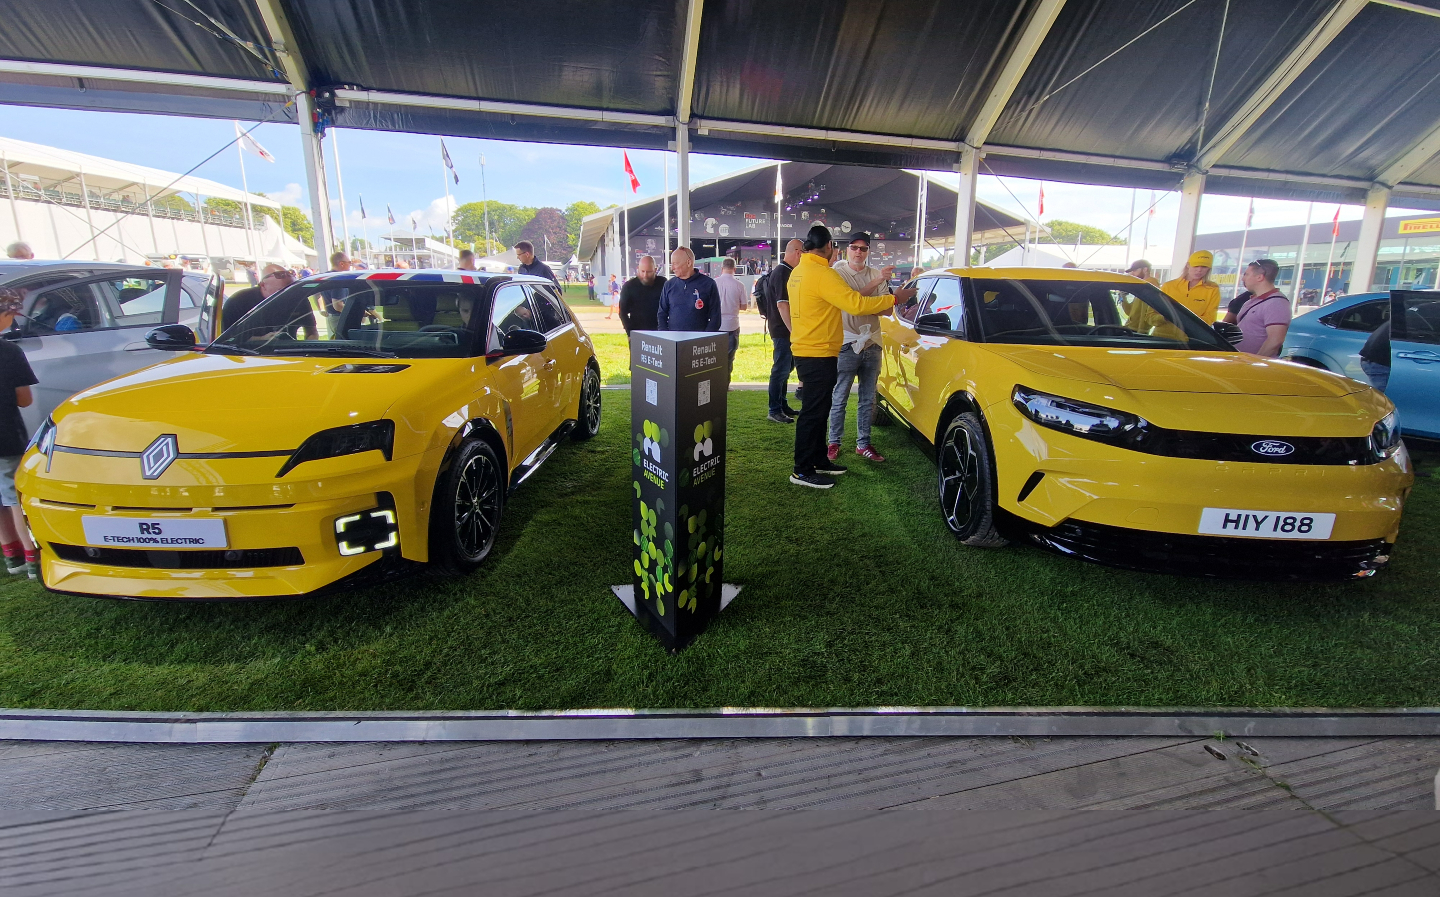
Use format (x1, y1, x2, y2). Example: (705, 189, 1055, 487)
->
(3, 104, 1423, 262)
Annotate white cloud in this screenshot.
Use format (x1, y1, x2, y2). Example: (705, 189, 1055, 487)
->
(266, 182, 305, 208)
(402, 195, 458, 234)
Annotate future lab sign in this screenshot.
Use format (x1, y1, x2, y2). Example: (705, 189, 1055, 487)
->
(626, 331, 729, 651)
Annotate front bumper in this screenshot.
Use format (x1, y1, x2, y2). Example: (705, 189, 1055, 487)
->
(19, 452, 434, 600)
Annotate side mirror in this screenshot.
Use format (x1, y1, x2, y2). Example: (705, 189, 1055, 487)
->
(914, 312, 954, 335)
(500, 328, 548, 356)
(146, 323, 197, 351)
(1212, 321, 1243, 347)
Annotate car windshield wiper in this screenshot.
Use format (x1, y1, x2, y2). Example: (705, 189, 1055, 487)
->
(202, 342, 259, 356)
(266, 345, 399, 358)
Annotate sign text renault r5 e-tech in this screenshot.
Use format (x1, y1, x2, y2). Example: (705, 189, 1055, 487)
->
(877, 267, 1413, 579)
(17, 270, 602, 599)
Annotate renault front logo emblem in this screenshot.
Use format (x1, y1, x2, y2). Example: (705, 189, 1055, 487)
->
(141, 434, 179, 480)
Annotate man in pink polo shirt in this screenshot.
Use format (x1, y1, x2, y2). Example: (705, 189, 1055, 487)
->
(1233, 258, 1290, 356)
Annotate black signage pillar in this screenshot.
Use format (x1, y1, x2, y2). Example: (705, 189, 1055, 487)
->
(629, 330, 729, 651)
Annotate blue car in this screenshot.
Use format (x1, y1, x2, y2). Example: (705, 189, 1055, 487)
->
(1283, 290, 1440, 439)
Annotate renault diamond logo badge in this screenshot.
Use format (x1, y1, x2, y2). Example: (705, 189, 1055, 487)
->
(141, 434, 179, 480)
(1251, 439, 1295, 458)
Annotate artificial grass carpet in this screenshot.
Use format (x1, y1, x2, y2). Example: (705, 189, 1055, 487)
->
(1, 390, 1438, 711)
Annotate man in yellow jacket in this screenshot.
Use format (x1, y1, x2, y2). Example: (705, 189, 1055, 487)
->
(1161, 250, 1222, 322)
(787, 225, 915, 488)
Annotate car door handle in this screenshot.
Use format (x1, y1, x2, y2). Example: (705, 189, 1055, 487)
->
(1396, 350, 1440, 363)
(542, 359, 556, 371)
(123, 341, 154, 352)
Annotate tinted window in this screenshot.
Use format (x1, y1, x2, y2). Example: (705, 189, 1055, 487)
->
(21, 276, 170, 334)
(970, 278, 1230, 350)
(1397, 295, 1440, 346)
(528, 284, 570, 332)
(213, 282, 478, 358)
(898, 277, 935, 323)
(488, 284, 540, 352)
(922, 277, 964, 333)
(1321, 299, 1388, 332)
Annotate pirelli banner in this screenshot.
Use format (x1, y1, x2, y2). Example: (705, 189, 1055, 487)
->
(628, 331, 729, 651)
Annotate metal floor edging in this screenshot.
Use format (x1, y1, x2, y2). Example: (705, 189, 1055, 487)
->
(2, 707, 1439, 742)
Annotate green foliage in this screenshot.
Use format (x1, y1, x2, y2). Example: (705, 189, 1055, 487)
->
(980, 243, 1016, 264)
(564, 200, 603, 250)
(453, 201, 535, 250)
(1044, 219, 1122, 245)
(518, 207, 571, 258)
(281, 206, 313, 246)
(202, 198, 244, 218)
(150, 194, 194, 213)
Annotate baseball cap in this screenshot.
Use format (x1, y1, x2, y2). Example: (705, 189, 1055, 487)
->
(1188, 250, 1214, 267)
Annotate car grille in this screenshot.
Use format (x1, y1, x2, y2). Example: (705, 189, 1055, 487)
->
(1129, 427, 1374, 466)
(1029, 519, 1390, 580)
(49, 544, 304, 569)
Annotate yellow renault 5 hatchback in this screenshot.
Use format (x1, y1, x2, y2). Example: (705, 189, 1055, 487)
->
(878, 267, 1413, 579)
(17, 270, 602, 599)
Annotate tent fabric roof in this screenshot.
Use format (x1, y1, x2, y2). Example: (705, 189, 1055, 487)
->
(0, 135, 280, 206)
(3, 1, 1440, 207)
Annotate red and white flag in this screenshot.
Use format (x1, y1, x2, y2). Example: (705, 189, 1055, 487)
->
(1332, 206, 1341, 237)
(234, 121, 275, 162)
(623, 151, 640, 193)
(1038, 184, 1045, 217)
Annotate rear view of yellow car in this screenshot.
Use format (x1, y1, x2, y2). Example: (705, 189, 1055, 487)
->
(877, 267, 1412, 579)
(17, 270, 602, 599)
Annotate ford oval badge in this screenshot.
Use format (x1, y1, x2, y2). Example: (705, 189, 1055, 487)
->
(1251, 439, 1295, 457)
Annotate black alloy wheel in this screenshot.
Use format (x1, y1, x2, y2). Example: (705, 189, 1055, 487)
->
(433, 438, 504, 573)
(573, 363, 602, 440)
(938, 412, 1008, 547)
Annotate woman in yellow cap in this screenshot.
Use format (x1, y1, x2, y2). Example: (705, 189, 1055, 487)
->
(1160, 250, 1222, 322)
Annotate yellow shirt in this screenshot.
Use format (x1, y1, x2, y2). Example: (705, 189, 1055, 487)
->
(1161, 277, 1221, 323)
(786, 252, 897, 357)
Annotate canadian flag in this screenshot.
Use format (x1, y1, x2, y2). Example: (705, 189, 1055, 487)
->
(623, 151, 640, 193)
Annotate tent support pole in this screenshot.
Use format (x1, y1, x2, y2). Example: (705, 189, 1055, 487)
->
(334, 131, 352, 261)
(2, 152, 21, 243)
(1169, 171, 1205, 278)
(1350, 185, 1390, 293)
(953, 149, 979, 267)
(298, 91, 334, 261)
(662, 153, 670, 276)
(78, 168, 98, 259)
(1293, 201, 1313, 311)
(676, 123, 691, 255)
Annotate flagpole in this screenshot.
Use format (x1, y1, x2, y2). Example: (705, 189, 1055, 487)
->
(234, 123, 257, 268)
(1323, 206, 1341, 297)
(621, 152, 630, 279)
(359, 195, 371, 267)
(1125, 188, 1135, 264)
(1233, 198, 1254, 299)
(331, 130, 351, 261)
(480, 154, 490, 257)
(1293, 201, 1313, 312)
(662, 153, 670, 277)
(440, 140, 453, 267)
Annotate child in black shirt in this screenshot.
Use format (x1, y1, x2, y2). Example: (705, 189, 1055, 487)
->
(0, 288, 39, 579)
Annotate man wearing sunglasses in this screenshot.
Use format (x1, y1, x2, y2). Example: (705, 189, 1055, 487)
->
(221, 263, 295, 331)
(828, 233, 895, 463)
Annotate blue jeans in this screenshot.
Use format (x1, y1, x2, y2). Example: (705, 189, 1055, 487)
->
(1361, 359, 1390, 393)
(768, 329, 794, 415)
(828, 343, 882, 448)
(727, 329, 740, 373)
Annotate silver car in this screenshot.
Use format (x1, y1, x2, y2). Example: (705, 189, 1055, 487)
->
(0, 261, 220, 436)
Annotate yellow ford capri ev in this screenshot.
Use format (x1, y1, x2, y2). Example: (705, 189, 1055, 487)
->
(878, 267, 1413, 579)
(16, 270, 602, 599)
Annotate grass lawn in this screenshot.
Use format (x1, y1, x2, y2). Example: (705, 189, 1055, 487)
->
(591, 332, 776, 385)
(2, 390, 1439, 712)
(561, 283, 602, 307)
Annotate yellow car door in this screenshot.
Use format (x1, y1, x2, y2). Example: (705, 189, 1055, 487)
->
(486, 283, 551, 465)
(879, 277, 935, 417)
(908, 275, 970, 443)
(526, 283, 582, 423)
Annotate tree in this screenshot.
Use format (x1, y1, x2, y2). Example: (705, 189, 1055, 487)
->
(150, 194, 194, 214)
(519, 208, 571, 258)
(281, 206, 313, 246)
(1043, 220, 1122, 246)
(249, 194, 283, 229)
(202, 197, 244, 219)
(452, 201, 535, 250)
(563, 200, 602, 251)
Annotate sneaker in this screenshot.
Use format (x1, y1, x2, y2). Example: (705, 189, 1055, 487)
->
(857, 446, 886, 462)
(789, 472, 835, 489)
(783, 405, 800, 417)
(4, 557, 23, 575)
(767, 412, 795, 424)
(814, 462, 848, 476)
(24, 561, 38, 581)
(826, 443, 841, 461)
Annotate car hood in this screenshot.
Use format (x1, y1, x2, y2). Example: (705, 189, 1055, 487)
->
(51, 352, 462, 453)
(991, 345, 1365, 397)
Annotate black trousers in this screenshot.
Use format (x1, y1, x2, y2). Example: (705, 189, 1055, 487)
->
(793, 355, 839, 475)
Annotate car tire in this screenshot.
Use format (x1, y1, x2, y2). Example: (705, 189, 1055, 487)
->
(432, 438, 505, 574)
(872, 401, 895, 427)
(572, 363, 602, 441)
(937, 412, 1008, 548)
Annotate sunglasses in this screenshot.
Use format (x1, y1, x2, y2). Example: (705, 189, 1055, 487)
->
(850, 244, 870, 252)
(264, 271, 294, 281)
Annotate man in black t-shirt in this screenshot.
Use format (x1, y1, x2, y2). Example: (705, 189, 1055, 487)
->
(761, 239, 803, 422)
(618, 255, 665, 334)
(0, 288, 39, 578)
(221, 263, 295, 330)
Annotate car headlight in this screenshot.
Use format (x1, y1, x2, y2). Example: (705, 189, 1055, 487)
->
(1370, 411, 1401, 459)
(277, 420, 395, 477)
(1012, 386, 1148, 447)
(28, 415, 57, 471)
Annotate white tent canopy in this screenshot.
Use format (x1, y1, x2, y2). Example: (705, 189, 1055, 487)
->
(0, 135, 280, 209)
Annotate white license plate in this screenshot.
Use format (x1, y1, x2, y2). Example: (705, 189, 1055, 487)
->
(1197, 508, 1335, 540)
(82, 517, 228, 549)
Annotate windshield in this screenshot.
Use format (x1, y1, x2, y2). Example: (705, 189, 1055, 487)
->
(970, 278, 1232, 351)
(209, 281, 480, 358)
